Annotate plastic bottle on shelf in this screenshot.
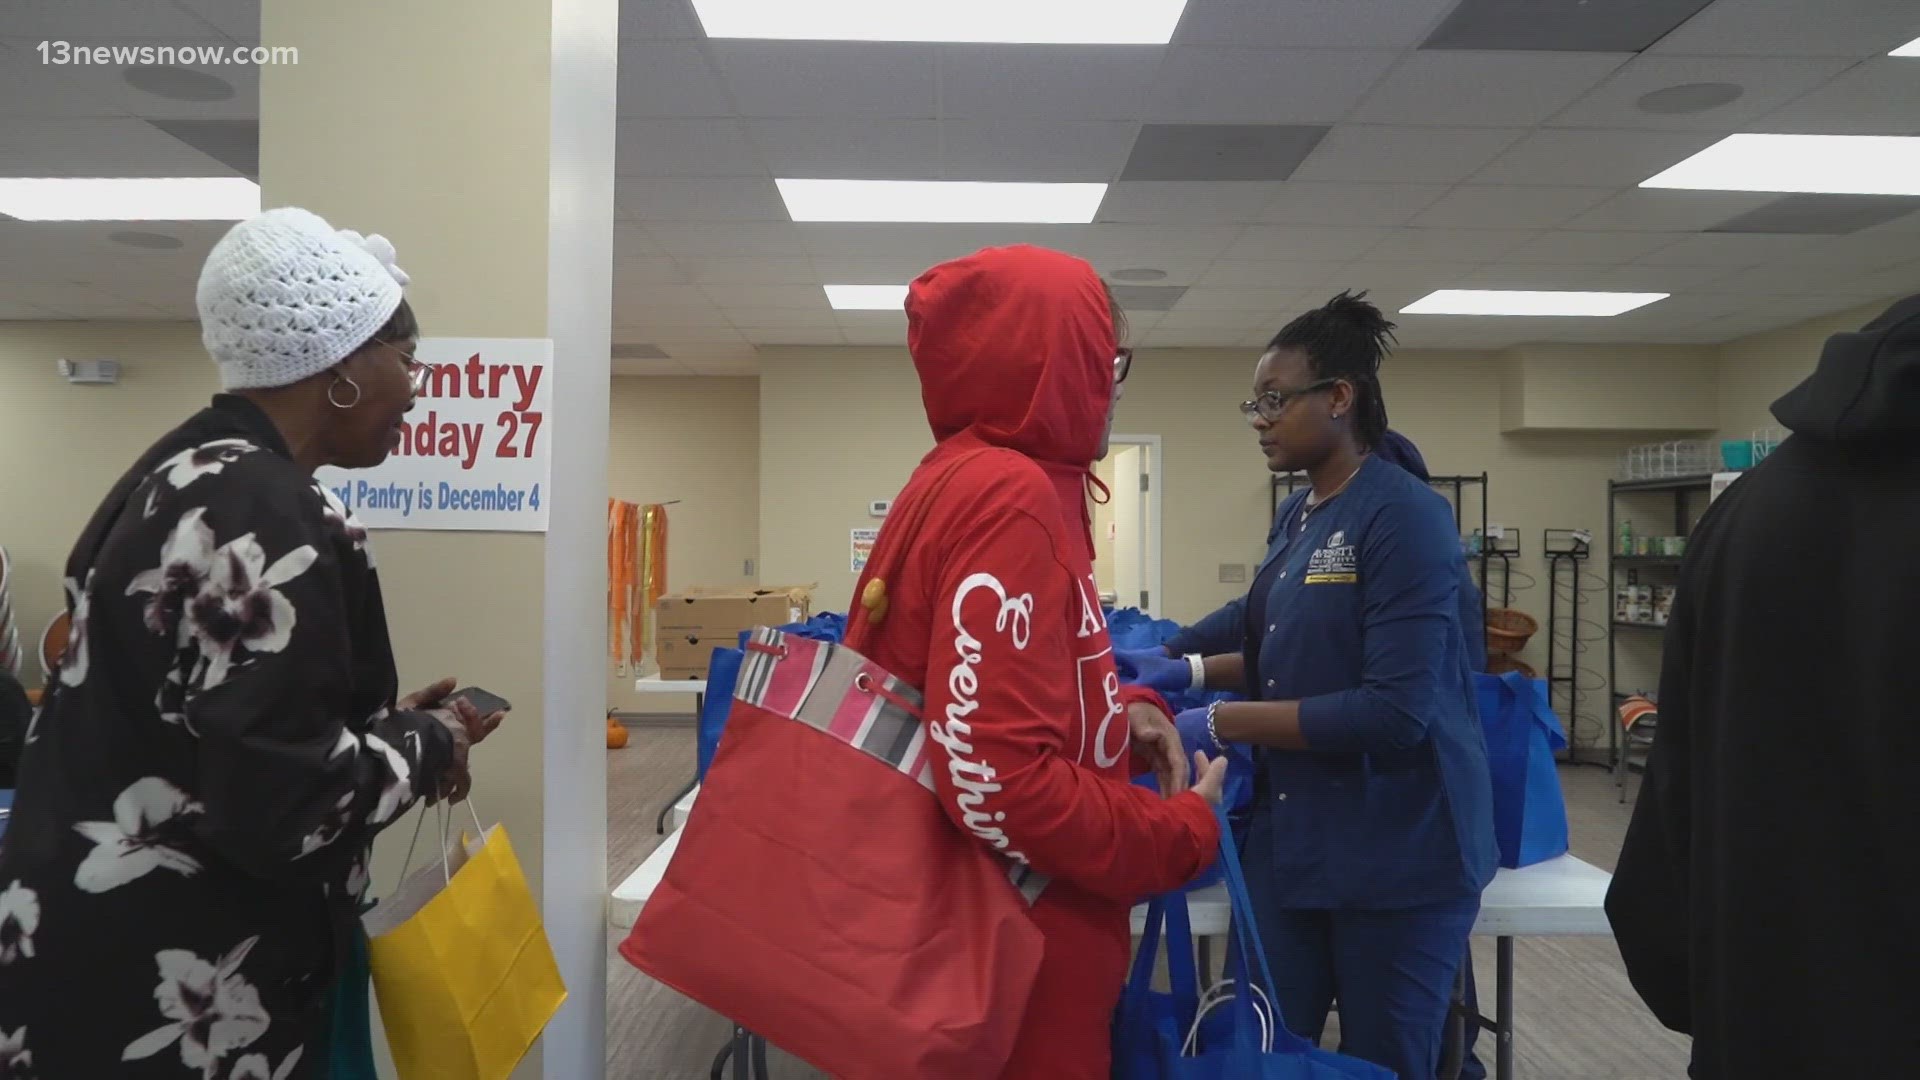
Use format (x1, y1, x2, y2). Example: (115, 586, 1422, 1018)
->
(1617, 520, 1633, 557)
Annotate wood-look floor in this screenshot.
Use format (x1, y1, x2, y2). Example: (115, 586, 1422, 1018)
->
(605, 724, 1692, 1079)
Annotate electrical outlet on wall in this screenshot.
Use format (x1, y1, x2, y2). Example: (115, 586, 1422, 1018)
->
(1219, 563, 1247, 584)
(743, 558, 756, 578)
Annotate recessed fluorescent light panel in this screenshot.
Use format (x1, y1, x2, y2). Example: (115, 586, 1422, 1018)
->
(0, 177, 259, 221)
(692, 0, 1190, 44)
(826, 284, 909, 311)
(776, 179, 1107, 224)
(1891, 35, 1920, 56)
(1641, 134, 1920, 197)
(1402, 290, 1668, 317)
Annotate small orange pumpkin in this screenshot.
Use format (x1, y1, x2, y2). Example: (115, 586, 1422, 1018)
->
(606, 713, 629, 749)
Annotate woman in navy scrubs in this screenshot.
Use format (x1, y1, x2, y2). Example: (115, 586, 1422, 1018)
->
(1123, 292, 1496, 1079)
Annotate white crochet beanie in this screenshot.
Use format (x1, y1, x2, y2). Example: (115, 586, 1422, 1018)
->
(197, 206, 411, 391)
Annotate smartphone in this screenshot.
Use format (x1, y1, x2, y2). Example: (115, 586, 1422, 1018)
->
(452, 686, 512, 716)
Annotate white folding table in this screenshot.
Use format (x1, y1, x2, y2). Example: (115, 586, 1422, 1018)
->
(631, 676, 706, 834)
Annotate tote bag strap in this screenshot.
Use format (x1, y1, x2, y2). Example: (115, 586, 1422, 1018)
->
(1217, 818, 1316, 1055)
(1127, 890, 1200, 1019)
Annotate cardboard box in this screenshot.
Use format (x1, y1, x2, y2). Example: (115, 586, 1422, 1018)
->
(655, 585, 814, 634)
(655, 628, 743, 681)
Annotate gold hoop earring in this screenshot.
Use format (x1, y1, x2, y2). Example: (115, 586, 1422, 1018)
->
(328, 374, 362, 410)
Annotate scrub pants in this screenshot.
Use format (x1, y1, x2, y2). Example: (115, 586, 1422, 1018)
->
(1236, 898, 1481, 1080)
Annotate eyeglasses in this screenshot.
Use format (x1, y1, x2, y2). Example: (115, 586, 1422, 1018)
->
(1114, 347, 1133, 385)
(1239, 378, 1341, 423)
(379, 338, 428, 393)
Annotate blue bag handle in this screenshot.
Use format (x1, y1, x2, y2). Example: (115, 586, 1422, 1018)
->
(1128, 890, 1200, 1021)
(1216, 817, 1316, 1056)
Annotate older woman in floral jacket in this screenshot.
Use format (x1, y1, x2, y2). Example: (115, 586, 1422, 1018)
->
(0, 208, 502, 1080)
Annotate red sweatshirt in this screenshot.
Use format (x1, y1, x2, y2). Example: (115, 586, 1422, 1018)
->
(845, 244, 1219, 1080)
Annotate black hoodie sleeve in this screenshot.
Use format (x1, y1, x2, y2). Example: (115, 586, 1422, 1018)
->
(0, 669, 30, 788)
(1606, 534, 1702, 1035)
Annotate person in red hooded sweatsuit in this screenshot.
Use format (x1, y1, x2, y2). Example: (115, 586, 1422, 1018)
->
(842, 245, 1226, 1080)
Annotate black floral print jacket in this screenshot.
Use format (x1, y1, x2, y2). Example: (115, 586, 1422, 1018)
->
(0, 396, 455, 1080)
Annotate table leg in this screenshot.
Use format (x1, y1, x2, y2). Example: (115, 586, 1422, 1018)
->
(750, 1033, 770, 1079)
(1497, 936, 1515, 1080)
(732, 1027, 752, 1080)
(657, 777, 696, 835)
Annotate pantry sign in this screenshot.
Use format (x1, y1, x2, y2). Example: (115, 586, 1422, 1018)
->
(316, 337, 553, 532)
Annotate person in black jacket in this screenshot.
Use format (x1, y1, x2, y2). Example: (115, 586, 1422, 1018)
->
(0, 669, 28, 789)
(1607, 293, 1920, 1079)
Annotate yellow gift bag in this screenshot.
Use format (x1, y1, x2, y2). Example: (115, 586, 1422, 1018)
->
(365, 802, 567, 1080)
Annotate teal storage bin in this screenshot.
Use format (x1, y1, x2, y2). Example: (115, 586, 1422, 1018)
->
(1721, 440, 1754, 470)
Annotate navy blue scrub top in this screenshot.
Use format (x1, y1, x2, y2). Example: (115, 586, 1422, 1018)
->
(1169, 456, 1497, 909)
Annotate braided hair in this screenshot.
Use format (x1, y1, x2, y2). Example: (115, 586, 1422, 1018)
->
(1267, 290, 1396, 449)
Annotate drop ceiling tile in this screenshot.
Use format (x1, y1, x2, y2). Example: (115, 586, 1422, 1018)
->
(645, 324, 751, 346)
(1155, 308, 1274, 331)
(1709, 194, 1920, 236)
(1649, 0, 1920, 59)
(614, 119, 767, 178)
(1109, 284, 1189, 311)
(838, 312, 911, 346)
(809, 253, 949, 282)
(1144, 326, 1255, 347)
(728, 305, 843, 329)
(1292, 125, 1528, 184)
(699, 283, 833, 312)
(1174, 0, 1462, 48)
(660, 338, 758, 362)
(1409, 186, 1616, 229)
(677, 256, 820, 285)
(172, 0, 256, 44)
(1338, 261, 1489, 290)
(1225, 225, 1400, 262)
(0, 299, 56, 318)
(1633, 232, 1821, 269)
(685, 358, 766, 376)
(1118, 125, 1328, 182)
(0, 117, 243, 176)
(1470, 128, 1721, 187)
(643, 221, 810, 257)
(1425, 0, 1714, 52)
(1837, 260, 1920, 298)
(1098, 182, 1291, 225)
(611, 303, 735, 331)
(741, 118, 939, 180)
(147, 118, 257, 178)
(936, 45, 1159, 121)
(0, 1, 230, 43)
(1500, 230, 1682, 264)
(616, 178, 789, 222)
(940, 120, 1138, 181)
(1172, 287, 1303, 313)
(612, 357, 697, 376)
(1362, 227, 1539, 263)
(1566, 190, 1780, 232)
(1547, 56, 1857, 130)
(1592, 264, 1738, 291)
(1761, 59, 1920, 134)
(1196, 261, 1357, 289)
(797, 223, 1088, 261)
(1457, 262, 1625, 288)
(1257, 182, 1454, 225)
(1350, 51, 1628, 127)
(612, 255, 694, 289)
(1145, 48, 1402, 124)
(1077, 224, 1249, 259)
(619, 0, 705, 42)
(738, 326, 845, 346)
(616, 44, 733, 117)
(1692, 261, 1881, 296)
(710, 42, 937, 119)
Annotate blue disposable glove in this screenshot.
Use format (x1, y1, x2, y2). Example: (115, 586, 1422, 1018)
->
(1175, 706, 1222, 756)
(1114, 647, 1191, 693)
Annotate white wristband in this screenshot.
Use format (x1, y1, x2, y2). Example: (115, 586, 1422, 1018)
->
(1185, 653, 1206, 691)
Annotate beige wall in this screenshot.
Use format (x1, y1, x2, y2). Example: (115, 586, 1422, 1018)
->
(607, 375, 759, 714)
(1713, 300, 1889, 438)
(1, 323, 218, 663)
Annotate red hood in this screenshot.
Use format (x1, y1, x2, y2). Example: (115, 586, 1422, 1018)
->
(908, 245, 1115, 469)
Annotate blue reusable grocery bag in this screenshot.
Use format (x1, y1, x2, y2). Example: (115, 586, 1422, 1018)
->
(1114, 819, 1396, 1080)
(696, 613, 848, 781)
(1114, 890, 1201, 1080)
(327, 907, 380, 1080)
(1473, 672, 1570, 869)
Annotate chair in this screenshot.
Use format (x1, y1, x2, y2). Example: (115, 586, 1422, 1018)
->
(39, 611, 70, 683)
(1616, 695, 1659, 804)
